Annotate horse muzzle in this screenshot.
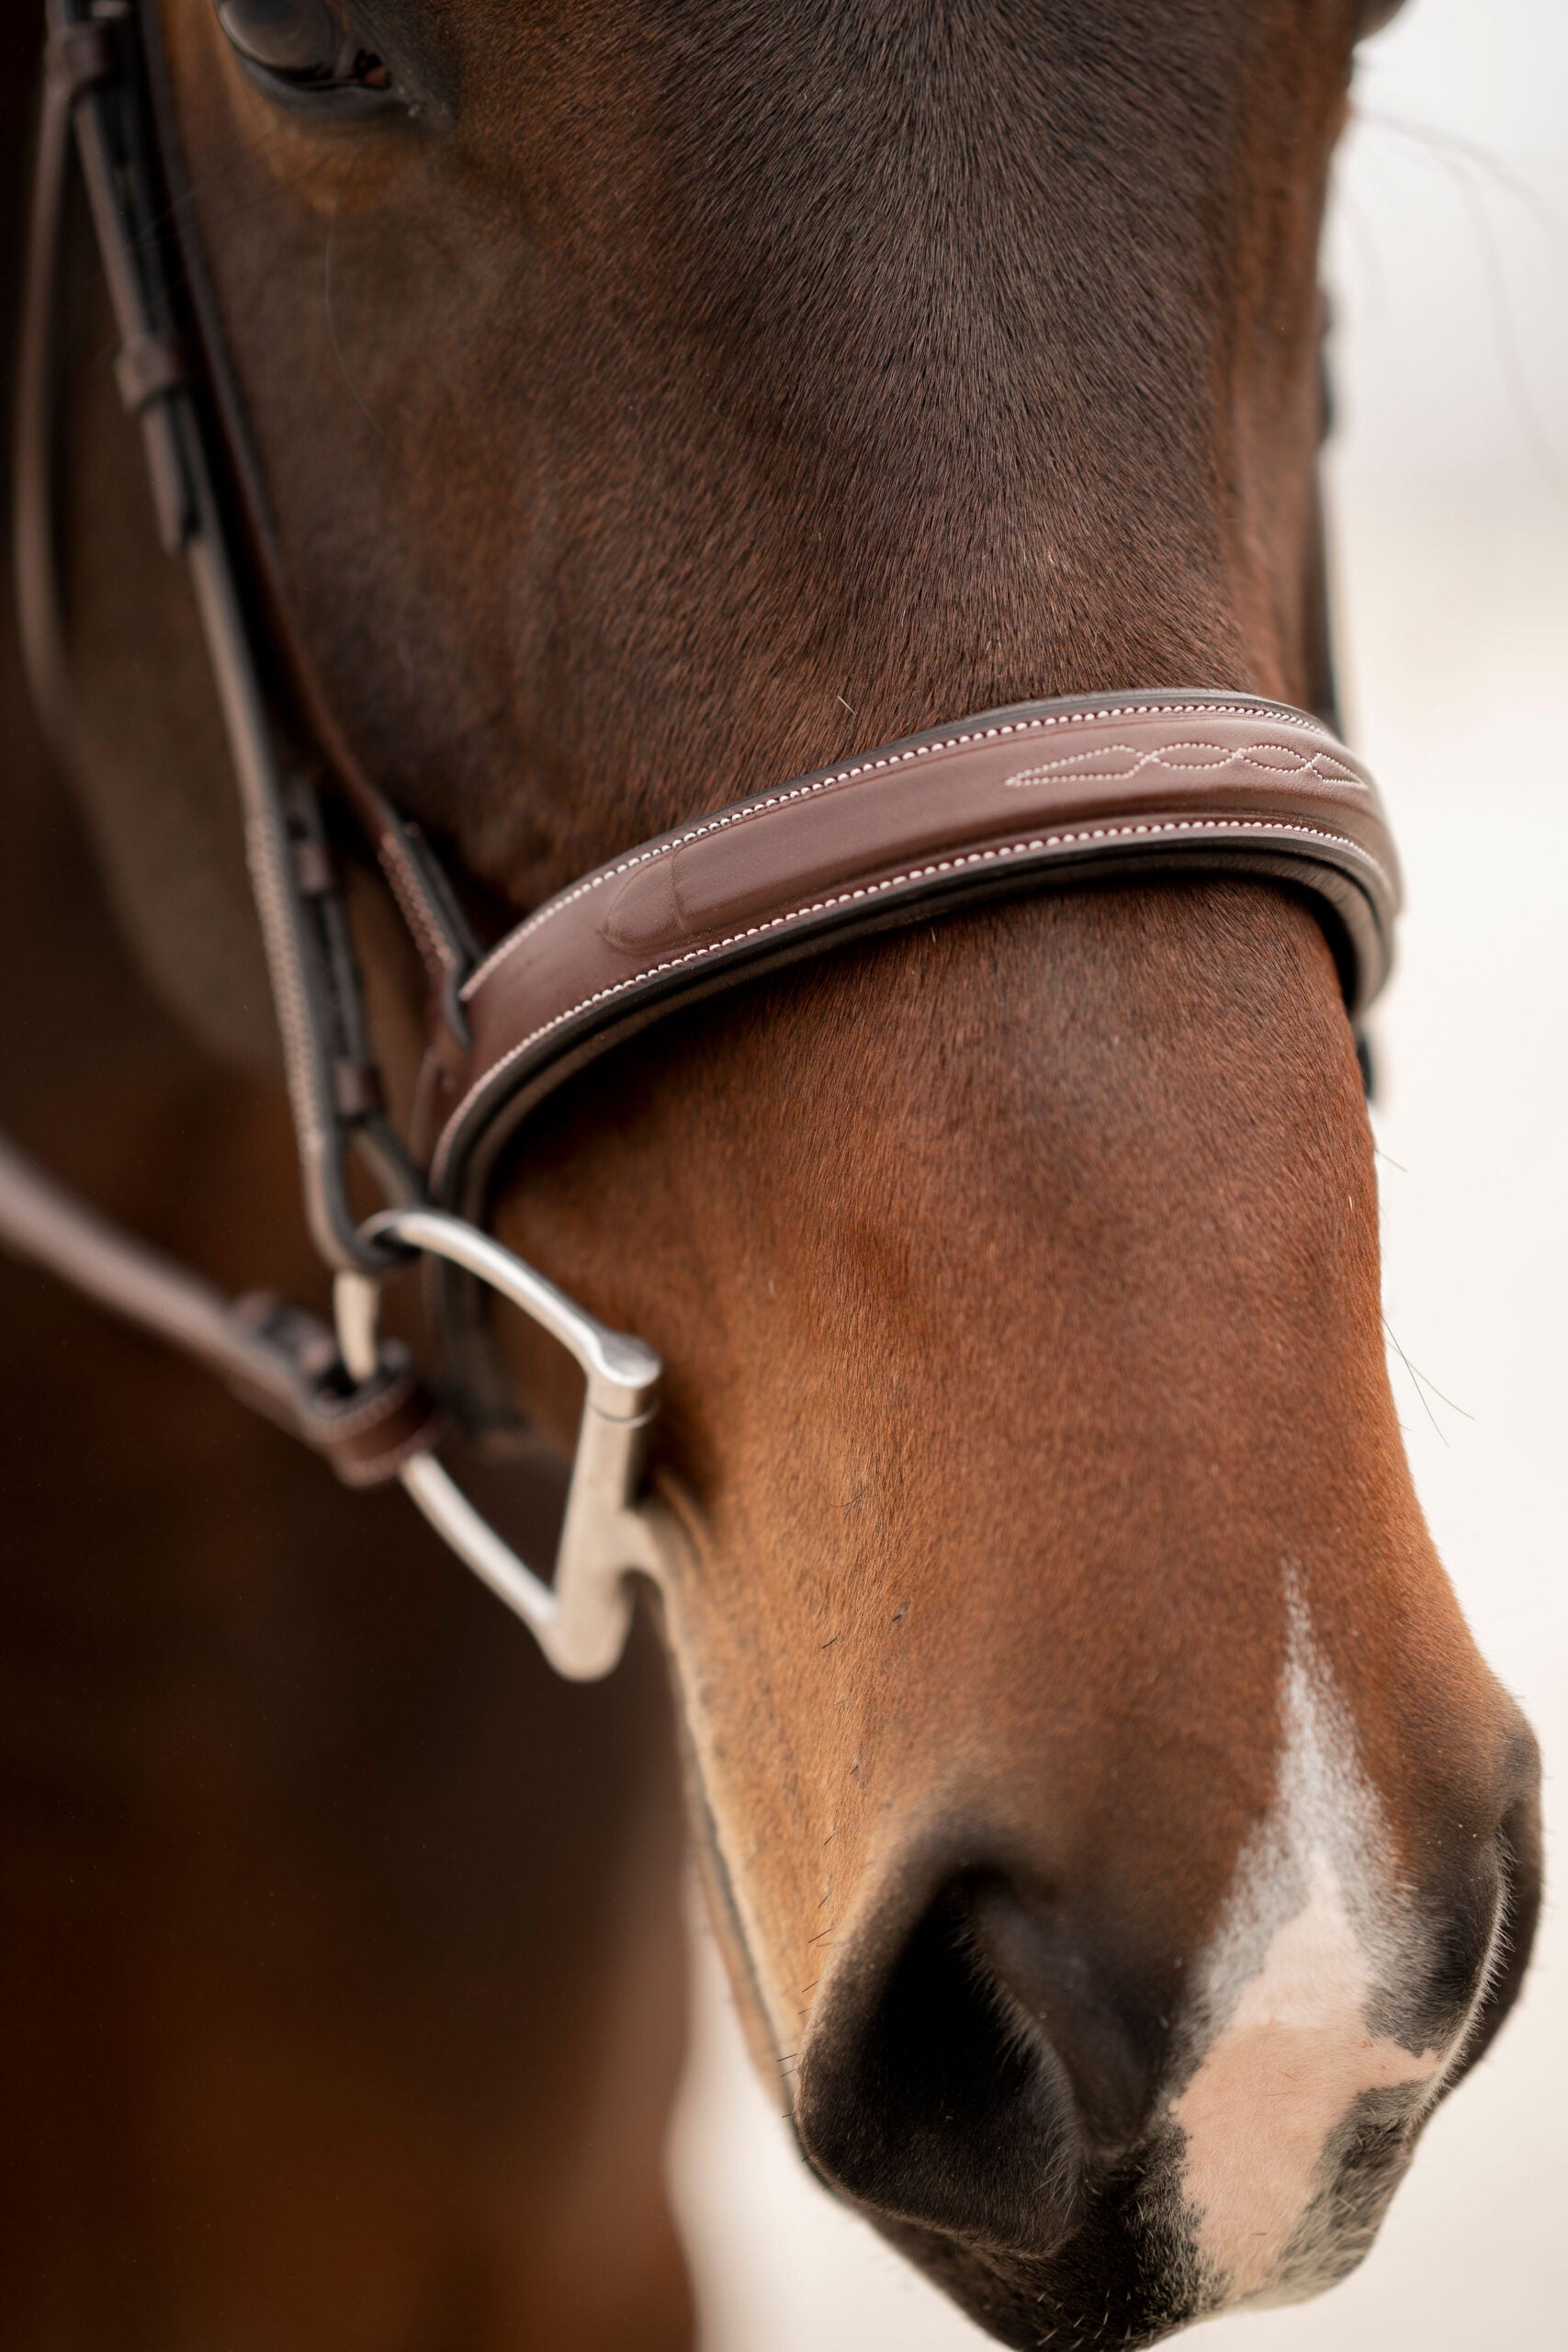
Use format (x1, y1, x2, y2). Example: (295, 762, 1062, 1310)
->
(789, 1769, 1540, 2350)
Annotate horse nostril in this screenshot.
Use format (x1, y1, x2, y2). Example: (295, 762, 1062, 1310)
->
(795, 1875, 1085, 2258)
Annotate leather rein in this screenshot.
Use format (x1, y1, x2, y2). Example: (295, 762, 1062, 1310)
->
(3, 0, 1402, 1679)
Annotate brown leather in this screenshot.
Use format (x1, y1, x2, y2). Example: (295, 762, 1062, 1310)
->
(254, 1351, 446, 1489)
(425, 691, 1400, 1212)
(0, 1136, 444, 1488)
(226, 1295, 448, 1487)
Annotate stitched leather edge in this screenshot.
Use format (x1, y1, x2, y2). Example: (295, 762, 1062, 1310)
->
(457, 697, 1348, 1000)
(433, 811, 1386, 1185)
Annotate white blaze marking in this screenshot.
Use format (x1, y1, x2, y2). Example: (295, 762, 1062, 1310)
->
(1169, 1579, 1449, 2304)
(1172, 1851, 1436, 2297)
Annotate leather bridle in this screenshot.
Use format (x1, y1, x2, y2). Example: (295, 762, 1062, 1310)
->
(3, 0, 1402, 1678)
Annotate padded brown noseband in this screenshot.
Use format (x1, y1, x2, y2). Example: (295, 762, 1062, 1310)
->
(424, 694, 1395, 1223)
(0, 0, 1401, 1670)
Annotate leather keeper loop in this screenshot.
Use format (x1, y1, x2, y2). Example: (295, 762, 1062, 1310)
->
(228, 1295, 445, 1487)
(291, 835, 334, 897)
(333, 1059, 384, 1120)
(48, 22, 117, 101)
(305, 1362, 446, 1490)
(115, 331, 188, 417)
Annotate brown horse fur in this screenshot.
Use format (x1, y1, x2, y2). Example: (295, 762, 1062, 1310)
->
(2, 2, 1541, 2347)
(0, 17, 690, 2350)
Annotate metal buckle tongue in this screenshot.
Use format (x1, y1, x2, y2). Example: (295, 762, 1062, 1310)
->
(333, 1208, 664, 1680)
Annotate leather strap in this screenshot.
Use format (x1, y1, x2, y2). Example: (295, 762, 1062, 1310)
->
(425, 692, 1399, 1215)
(20, 0, 433, 1275)
(2, 2, 438, 1487)
(0, 1137, 444, 1486)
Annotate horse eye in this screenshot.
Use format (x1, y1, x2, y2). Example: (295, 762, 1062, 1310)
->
(216, 0, 393, 96)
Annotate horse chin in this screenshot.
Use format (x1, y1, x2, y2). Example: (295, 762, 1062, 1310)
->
(790, 2007, 1442, 2346)
(870, 2172, 1198, 2352)
(854, 2117, 1423, 2352)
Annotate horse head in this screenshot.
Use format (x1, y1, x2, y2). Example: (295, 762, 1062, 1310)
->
(57, 2, 1539, 2342)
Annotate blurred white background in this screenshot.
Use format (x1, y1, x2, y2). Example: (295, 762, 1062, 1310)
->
(667, 1, 1568, 2344)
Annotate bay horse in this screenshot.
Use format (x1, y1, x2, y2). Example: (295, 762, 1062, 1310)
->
(0, 2, 1540, 2348)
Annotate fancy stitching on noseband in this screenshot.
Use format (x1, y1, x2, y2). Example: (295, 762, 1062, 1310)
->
(456, 707, 1368, 985)
(429, 807, 1392, 1201)
(0, 0, 1402, 1680)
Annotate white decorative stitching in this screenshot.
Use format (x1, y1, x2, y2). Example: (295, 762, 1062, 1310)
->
(434, 812, 1385, 1181)
(458, 699, 1341, 1001)
(1003, 742, 1359, 789)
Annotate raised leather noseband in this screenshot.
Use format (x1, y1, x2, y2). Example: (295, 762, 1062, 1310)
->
(424, 692, 1397, 1219)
